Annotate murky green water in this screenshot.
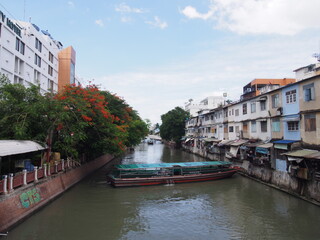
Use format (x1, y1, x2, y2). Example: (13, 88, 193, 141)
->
(6, 143, 320, 240)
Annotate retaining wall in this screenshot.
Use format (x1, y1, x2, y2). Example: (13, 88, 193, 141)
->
(0, 154, 114, 232)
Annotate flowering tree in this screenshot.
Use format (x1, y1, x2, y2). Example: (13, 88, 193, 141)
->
(53, 85, 129, 159)
(0, 78, 148, 162)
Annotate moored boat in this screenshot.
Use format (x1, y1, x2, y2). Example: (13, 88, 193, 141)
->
(107, 161, 239, 187)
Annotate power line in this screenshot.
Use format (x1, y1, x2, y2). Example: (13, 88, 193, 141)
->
(0, 2, 21, 23)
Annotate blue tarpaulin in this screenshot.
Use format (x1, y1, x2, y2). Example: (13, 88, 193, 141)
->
(273, 140, 298, 144)
(256, 147, 269, 155)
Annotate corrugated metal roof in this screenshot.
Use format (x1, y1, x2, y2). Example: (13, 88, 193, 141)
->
(304, 152, 320, 160)
(244, 142, 263, 147)
(257, 143, 273, 149)
(202, 138, 220, 142)
(282, 149, 319, 158)
(230, 139, 248, 146)
(0, 140, 47, 157)
(218, 140, 234, 146)
(273, 140, 298, 144)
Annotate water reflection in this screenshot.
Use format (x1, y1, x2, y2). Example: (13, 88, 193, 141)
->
(6, 143, 320, 240)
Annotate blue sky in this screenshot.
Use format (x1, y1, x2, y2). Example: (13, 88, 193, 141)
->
(1, 0, 320, 124)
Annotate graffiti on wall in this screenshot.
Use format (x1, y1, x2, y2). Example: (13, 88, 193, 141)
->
(20, 188, 41, 208)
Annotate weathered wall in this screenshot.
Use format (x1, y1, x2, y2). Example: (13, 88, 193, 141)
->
(0, 154, 114, 232)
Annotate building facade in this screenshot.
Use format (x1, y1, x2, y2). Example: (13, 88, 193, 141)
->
(0, 10, 79, 94)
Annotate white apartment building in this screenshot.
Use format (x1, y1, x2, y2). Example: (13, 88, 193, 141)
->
(185, 96, 224, 117)
(232, 95, 271, 141)
(294, 62, 320, 82)
(0, 10, 62, 94)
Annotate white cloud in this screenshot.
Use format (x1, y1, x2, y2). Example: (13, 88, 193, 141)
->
(181, 6, 214, 20)
(145, 16, 168, 29)
(115, 3, 146, 14)
(67, 1, 75, 7)
(181, 0, 320, 35)
(94, 19, 104, 27)
(93, 34, 318, 124)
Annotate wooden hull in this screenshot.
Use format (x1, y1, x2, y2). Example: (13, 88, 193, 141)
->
(107, 168, 238, 187)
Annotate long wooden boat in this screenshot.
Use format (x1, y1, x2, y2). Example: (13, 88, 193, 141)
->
(107, 161, 239, 187)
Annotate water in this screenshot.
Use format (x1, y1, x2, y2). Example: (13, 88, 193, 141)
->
(5, 143, 320, 240)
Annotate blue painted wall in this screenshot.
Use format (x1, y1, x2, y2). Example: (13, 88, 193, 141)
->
(281, 84, 299, 116)
(281, 85, 301, 140)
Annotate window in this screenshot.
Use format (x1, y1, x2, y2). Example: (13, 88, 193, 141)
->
(288, 121, 299, 131)
(34, 70, 40, 84)
(260, 121, 267, 132)
(251, 102, 256, 113)
(229, 126, 234, 132)
(224, 125, 228, 133)
(210, 115, 214, 120)
(15, 38, 25, 55)
(14, 76, 23, 85)
(70, 63, 75, 84)
(305, 114, 316, 132)
(260, 101, 266, 111)
(272, 94, 279, 108)
(48, 79, 54, 92)
(243, 103, 247, 115)
(251, 121, 256, 133)
(303, 83, 315, 101)
(243, 122, 248, 133)
(35, 38, 42, 52)
(286, 89, 297, 103)
(235, 126, 240, 133)
(224, 110, 228, 117)
(0, 23, 2, 38)
(48, 66, 53, 76)
(49, 52, 54, 63)
(235, 109, 239, 116)
(272, 118, 280, 132)
(34, 54, 41, 67)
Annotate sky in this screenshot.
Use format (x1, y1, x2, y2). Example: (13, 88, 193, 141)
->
(1, 0, 320, 124)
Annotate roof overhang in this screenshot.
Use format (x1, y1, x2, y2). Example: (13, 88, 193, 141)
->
(0, 140, 47, 157)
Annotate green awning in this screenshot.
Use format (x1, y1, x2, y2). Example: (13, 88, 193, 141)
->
(115, 161, 231, 170)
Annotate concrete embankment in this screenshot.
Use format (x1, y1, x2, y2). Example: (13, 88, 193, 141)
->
(0, 154, 115, 232)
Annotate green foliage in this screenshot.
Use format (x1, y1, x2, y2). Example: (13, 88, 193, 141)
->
(0, 82, 148, 162)
(160, 107, 189, 143)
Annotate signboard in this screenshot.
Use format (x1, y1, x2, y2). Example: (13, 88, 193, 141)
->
(0, 10, 22, 37)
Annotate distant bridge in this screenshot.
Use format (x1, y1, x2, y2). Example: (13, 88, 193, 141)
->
(148, 135, 162, 141)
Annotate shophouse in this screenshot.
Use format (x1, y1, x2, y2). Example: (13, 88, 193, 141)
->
(298, 75, 320, 146)
(268, 88, 284, 140)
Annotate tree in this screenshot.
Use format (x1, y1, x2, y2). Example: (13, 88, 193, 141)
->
(160, 107, 189, 144)
(101, 91, 149, 147)
(0, 81, 148, 162)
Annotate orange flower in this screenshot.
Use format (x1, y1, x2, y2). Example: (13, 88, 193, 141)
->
(82, 115, 92, 122)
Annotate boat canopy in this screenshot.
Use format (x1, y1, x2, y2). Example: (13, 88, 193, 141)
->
(115, 161, 231, 170)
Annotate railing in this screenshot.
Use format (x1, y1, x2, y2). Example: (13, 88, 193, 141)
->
(0, 159, 79, 195)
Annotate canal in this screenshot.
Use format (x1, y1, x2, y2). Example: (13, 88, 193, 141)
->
(6, 143, 320, 240)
